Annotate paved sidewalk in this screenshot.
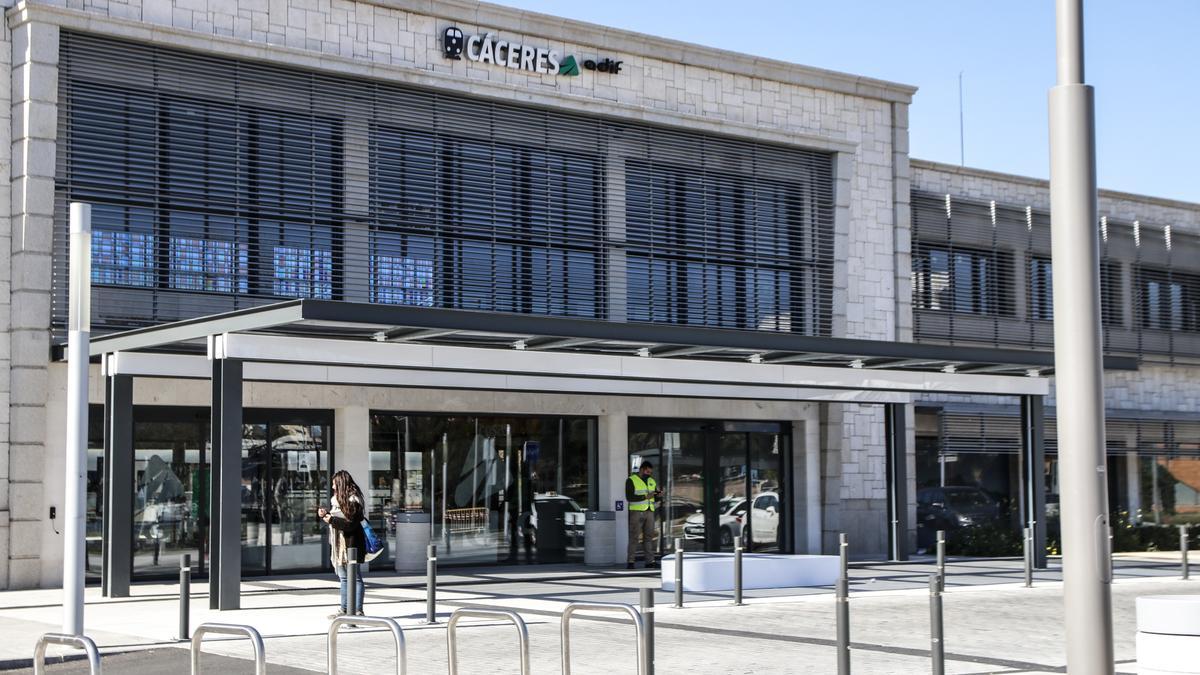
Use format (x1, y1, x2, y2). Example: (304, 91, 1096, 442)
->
(0, 555, 1194, 673)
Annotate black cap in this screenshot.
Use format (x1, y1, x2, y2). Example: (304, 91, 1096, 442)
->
(639, 460, 653, 470)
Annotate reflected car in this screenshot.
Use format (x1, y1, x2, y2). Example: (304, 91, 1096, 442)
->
(682, 492, 782, 547)
(916, 486, 1002, 540)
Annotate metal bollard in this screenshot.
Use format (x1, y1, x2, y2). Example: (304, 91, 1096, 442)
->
(733, 543, 745, 606)
(936, 530, 945, 592)
(347, 548, 360, 616)
(929, 574, 944, 675)
(640, 587, 655, 675)
(673, 538, 684, 609)
(837, 533, 850, 675)
(1182, 525, 1190, 580)
(1023, 528, 1033, 588)
(425, 544, 437, 624)
(178, 554, 191, 641)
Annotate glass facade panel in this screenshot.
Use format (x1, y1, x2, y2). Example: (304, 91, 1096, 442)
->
(369, 414, 595, 566)
(628, 420, 790, 556)
(133, 421, 206, 577)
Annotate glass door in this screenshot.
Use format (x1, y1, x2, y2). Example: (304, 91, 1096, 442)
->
(630, 419, 790, 555)
(240, 415, 332, 575)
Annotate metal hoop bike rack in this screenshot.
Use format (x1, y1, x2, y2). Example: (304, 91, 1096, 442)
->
(561, 601, 648, 675)
(33, 633, 102, 675)
(446, 608, 531, 675)
(191, 622, 266, 675)
(328, 615, 407, 675)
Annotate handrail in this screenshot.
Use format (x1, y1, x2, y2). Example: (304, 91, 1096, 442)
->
(561, 601, 647, 675)
(191, 622, 266, 675)
(446, 608, 530, 675)
(328, 615, 406, 675)
(33, 633, 101, 675)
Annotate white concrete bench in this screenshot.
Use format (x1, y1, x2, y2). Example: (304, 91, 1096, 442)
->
(660, 552, 839, 592)
(1137, 595, 1200, 675)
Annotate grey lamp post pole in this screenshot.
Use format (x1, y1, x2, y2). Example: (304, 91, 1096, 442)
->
(1048, 1, 1114, 672)
(63, 203, 92, 636)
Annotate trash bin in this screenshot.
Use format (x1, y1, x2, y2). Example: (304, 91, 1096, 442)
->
(534, 499, 570, 563)
(584, 511, 616, 566)
(391, 511, 431, 574)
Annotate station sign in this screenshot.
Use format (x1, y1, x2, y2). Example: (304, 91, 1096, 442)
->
(442, 26, 623, 77)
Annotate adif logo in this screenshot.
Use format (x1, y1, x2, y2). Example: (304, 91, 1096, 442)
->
(558, 55, 580, 77)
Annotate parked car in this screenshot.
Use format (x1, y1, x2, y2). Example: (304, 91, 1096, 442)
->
(917, 486, 1002, 547)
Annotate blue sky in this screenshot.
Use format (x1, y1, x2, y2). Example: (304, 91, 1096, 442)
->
(492, 1, 1200, 204)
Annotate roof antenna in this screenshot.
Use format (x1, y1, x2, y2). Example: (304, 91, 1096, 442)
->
(958, 71, 966, 166)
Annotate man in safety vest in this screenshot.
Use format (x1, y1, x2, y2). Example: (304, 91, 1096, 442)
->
(626, 460, 662, 569)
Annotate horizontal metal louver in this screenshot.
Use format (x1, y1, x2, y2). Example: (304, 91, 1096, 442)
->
(53, 32, 836, 341)
(933, 408, 1200, 458)
(911, 191, 1200, 362)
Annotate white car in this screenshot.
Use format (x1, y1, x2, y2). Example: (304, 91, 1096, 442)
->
(681, 492, 781, 548)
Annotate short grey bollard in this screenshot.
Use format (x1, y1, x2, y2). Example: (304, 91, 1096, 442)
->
(33, 633, 101, 675)
(425, 544, 438, 624)
(347, 548, 360, 616)
(640, 588, 655, 675)
(733, 543, 745, 606)
(178, 554, 191, 641)
(929, 574, 944, 675)
(837, 533, 850, 675)
(1182, 525, 1190, 580)
(936, 530, 945, 592)
(673, 538, 683, 609)
(329, 615, 406, 675)
(1023, 528, 1033, 588)
(191, 623, 265, 675)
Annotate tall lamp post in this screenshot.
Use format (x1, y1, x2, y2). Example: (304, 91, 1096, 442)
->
(1048, 1, 1114, 672)
(63, 202, 92, 636)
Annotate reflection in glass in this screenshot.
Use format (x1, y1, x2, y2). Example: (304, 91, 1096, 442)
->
(269, 424, 329, 571)
(748, 433, 785, 552)
(369, 414, 594, 566)
(133, 421, 206, 577)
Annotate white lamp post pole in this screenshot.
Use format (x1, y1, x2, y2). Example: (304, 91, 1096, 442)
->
(1048, 1, 1114, 672)
(64, 202, 92, 636)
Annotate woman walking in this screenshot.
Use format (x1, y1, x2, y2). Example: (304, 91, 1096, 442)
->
(318, 470, 366, 618)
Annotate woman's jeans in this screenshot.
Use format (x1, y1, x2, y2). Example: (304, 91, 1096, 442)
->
(335, 564, 365, 612)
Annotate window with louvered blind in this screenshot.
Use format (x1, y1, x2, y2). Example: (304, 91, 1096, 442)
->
(54, 32, 836, 340)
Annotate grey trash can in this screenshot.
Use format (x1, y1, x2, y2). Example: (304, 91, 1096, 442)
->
(391, 511, 432, 573)
(584, 511, 616, 566)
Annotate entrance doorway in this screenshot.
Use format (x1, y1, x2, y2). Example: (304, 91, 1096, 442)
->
(628, 419, 790, 556)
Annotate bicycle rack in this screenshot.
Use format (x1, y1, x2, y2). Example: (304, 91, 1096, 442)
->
(190, 622, 266, 675)
(561, 601, 648, 675)
(328, 615, 407, 675)
(446, 608, 531, 675)
(33, 633, 101, 675)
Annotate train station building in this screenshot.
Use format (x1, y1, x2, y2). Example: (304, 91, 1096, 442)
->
(0, 0, 1196, 593)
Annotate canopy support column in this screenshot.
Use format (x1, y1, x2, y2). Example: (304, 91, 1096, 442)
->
(210, 357, 243, 610)
(1021, 395, 1048, 569)
(102, 372, 133, 598)
(885, 402, 910, 561)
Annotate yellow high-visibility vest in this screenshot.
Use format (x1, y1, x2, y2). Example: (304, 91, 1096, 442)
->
(629, 474, 657, 512)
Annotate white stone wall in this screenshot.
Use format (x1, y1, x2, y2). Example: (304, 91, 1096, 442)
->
(0, 13, 11, 590)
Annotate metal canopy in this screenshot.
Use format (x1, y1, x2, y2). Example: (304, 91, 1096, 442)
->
(83, 299, 1137, 377)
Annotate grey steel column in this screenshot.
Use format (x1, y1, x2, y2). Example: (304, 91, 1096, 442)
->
(213, 358, 244, 610)
(208, 362, 222, 610)
(1049, 1, 1114, 671)
(885, 403, 910, 561)
(1020, 396, 1048, 568)
(103, 373, 133, 599)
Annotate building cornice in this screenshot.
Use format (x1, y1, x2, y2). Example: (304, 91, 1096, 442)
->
(7, 1, 859, 155)
(911, 158, 1200, 214)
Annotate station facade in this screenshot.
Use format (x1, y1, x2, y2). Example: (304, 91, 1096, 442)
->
(0, 0, 1194, 590)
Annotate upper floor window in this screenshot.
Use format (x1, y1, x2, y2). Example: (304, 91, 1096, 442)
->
(91, 204, 155, 288)
(1028, 256, 1122, 325)
(624, 161, 832, 334)
(1138, 267, 1200, 331)
(913, 244, 1014, 316)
